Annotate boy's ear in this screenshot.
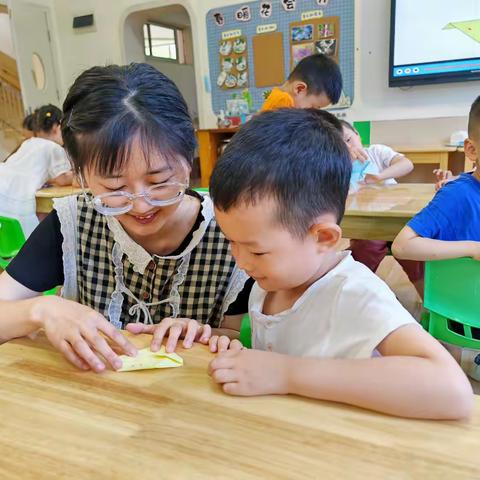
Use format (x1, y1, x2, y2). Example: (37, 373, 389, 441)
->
(309, 222, 342, 251)
(292, 81, 308, 96)
(464, 137, 479, 163)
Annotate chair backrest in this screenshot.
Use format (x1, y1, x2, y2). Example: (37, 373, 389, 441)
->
(424, 257, 480, 327)
(0, 216, 26, 259)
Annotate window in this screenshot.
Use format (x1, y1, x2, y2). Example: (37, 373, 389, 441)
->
(143, 23, 184, 62)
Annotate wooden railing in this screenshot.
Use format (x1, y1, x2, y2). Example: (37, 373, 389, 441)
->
(0, 50, 24, 134)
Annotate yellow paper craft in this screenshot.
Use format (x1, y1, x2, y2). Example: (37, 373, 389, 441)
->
(118, 346, 183, 372)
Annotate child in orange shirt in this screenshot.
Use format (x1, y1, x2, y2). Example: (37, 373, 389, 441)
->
(261, 54, 342, 111)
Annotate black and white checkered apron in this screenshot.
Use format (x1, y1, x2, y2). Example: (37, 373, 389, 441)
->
(57, 193, 244, 329)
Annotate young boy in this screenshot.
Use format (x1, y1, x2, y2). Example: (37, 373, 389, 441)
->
(339, 121, 423, 291)
(393, 95, 480, 261)
(340, 120, 414, 186)
(260, 54, 342, 111)
(206, 109, 472, 419)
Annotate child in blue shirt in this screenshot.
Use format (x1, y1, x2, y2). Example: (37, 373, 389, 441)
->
(393, 96, 480, 261)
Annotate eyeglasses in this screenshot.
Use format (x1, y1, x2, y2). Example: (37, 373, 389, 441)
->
(79, 175, 188, 216)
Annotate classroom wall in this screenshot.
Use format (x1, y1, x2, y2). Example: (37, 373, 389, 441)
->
(123, 6, 198, 122)
(8, 0, 480, 145)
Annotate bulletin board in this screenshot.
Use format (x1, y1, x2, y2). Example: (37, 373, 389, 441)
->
(206, 0, 354, 114)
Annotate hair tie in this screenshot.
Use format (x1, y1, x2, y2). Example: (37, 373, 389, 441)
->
(46, 112, 52, 117)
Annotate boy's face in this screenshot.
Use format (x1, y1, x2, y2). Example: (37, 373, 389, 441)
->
(342, 126, 363, 153)
(294, 92, 331, 109)
(215, 198, 339, 292)
(465, 132, 480, 181)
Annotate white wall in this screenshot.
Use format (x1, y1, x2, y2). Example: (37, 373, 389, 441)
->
(124, 6, 198, 122)
(9, 0, 480, 144)
(350, 0, 479, 122)
(0, 13, 15, 58)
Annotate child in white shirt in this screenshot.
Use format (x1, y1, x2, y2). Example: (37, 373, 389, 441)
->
(338, 120, 423, 292)
(0, 105, 73, 236)
(203, 108, 472, 419)
(340, 120, 413, 186)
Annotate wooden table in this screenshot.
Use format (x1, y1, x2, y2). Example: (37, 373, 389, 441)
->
(0, 332, 479, 479)
(342, 183, 435, 241)
(35, 186, 82, 213)
(197, 128, 238, 187)
(394, 145, 465, 183)
(196, 133, 467, 187)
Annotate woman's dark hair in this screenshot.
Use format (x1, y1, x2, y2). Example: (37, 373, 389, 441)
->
(210, 108, 352, 237)
(61, 63, 195, 176)
(35, 105, 62, 133)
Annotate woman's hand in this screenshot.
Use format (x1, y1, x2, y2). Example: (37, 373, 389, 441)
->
(35, 296, 137, 372)
(126, 317, 212, 353)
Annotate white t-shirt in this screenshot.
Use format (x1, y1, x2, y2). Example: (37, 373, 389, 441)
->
(249, 252, 417, 359)
(0, 137, 71, 236)
(365, 144, 403, 185)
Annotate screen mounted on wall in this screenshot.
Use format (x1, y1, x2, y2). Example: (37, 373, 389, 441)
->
(389, 0, 480, 87)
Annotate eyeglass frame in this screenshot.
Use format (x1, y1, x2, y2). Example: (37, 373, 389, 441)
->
(78, 172, 189, 216)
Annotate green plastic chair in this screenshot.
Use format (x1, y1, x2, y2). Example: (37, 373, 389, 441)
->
(423, 257, 480, 350)
(239, 314, 252, 349)
(0, 216, 26, 270)
(0, 215, 57, 295)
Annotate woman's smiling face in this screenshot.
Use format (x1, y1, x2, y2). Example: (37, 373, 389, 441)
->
(84, 135, 190, 241)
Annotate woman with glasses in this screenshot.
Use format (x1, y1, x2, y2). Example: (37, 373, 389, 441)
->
(0, 64, 251, 372)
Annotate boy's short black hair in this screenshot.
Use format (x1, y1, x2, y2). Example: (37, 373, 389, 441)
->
(61, 63, 195, 176)
(288, 54, 343, 105)
(210, 108, 352, 237)
(338, 119, 356, 133)
(468, 95, 480, 140)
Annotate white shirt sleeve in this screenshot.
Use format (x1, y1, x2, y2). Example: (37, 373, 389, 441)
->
(329, 269, 417, 359)
(47, 143, 71, 179)
(367, 144, 403, 170)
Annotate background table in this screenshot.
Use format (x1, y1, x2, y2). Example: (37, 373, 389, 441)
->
(35, 186, 82, 213)
(197, 128, 238, 187)
(196, 128, 465, 187)
(342, 183, 435, 241)
(0, 332, 479, 479)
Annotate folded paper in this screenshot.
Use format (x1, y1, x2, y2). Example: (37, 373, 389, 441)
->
(118, 346, 183, 372)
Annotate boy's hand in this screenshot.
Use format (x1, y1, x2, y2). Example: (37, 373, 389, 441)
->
(208, 349, 290, 396)
(38, 296, 137, 373)
(208, 334, 243, 353)
(348, 145, 368, 163)
(363, 173, 383, 184)
(126, 318, 211, 353)
(433, 169, 454, 190)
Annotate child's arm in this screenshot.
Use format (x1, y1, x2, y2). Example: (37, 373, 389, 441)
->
(48, 170, 74, 187)
(365, 154, 413, 183)
(392, 225, 480, 261)
(209, 324, 473, 419)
